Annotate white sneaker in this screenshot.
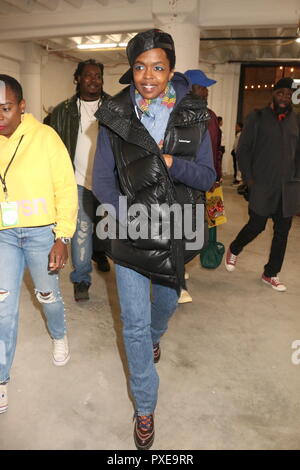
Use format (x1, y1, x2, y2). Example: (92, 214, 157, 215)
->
(53, 336, 70, 366)
(178, 289, 193, 304)
(0, 383, 8, 414)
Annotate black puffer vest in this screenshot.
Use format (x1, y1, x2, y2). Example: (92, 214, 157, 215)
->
(95, 83, 210, 290)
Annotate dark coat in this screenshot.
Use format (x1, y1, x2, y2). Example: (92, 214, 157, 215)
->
(237, 107, 300, 217)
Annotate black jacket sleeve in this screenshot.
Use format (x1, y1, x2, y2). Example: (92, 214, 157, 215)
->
(236, 111, 258, 183)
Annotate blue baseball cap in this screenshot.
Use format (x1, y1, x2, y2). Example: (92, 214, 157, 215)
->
(184, 69, 216, 87)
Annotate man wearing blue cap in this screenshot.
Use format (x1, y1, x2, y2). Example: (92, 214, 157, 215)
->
(184, 69, 222, 182)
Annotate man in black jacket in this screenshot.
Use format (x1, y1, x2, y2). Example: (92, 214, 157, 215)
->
(50, 59, 111, 301)
(225, 77, 300, 291)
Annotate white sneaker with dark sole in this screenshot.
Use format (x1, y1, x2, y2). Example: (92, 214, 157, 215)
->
(53, 336, 70, 366)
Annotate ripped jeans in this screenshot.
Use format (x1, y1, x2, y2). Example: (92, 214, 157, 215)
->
(70, 185, 94, 285)
(0, 226, 67, 383)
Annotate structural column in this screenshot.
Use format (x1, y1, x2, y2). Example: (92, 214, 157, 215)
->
(20, 43, 42, 121)
(163, 22, 200, 73)
(152, 0, 200, 72)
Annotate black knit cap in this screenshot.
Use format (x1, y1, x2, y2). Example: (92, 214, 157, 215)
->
(273, 77, 294, 90)
(119, 29, 175, 84)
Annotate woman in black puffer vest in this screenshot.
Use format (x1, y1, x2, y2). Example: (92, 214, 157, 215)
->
(93, 29, 216, 450)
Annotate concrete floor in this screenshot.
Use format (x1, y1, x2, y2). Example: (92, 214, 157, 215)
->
(1, 177, 300, 450)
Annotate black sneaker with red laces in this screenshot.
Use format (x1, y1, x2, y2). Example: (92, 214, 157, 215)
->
(134, 413, 155, 450)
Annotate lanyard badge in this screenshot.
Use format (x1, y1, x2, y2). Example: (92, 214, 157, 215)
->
(0, 135, 24, 227)
(0, 201, 19, 227)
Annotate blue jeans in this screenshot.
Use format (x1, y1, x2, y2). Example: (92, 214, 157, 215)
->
(115, 264, 178, 415)
(70, 185, 94, 285)
(0, 226, 67, 383)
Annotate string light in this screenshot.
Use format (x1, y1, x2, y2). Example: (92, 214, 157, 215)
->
(291, 67, 294, 72)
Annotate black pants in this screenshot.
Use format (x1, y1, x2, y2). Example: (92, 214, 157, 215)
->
(230, 204, 292, 277)
(231, 150, 237, 180)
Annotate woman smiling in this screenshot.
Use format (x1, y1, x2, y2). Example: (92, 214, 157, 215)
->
(93, 29, 216, 449)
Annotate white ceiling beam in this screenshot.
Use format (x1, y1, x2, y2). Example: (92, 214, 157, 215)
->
(64, 0, 83, 7)
(2, 0, 32, 13)
(198, 0, 300, 29)
(36, 0, 59, 10)
(0, 4, 153, 41)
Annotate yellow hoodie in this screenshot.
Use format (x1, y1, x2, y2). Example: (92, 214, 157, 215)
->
(0, 113, 78, 238)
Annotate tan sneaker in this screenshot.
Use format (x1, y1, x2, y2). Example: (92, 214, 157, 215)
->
(0, 383, 8, 414)
(178, 289, 193, 304)
(53, 336, 70, 366)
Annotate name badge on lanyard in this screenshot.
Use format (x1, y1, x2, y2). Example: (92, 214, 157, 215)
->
(0, 134, 24, 227)
(0, 201, 19, 227)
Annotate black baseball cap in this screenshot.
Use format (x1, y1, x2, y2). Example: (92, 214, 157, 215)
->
(119, 29, 175, 84)
(273, 77, 294, 90)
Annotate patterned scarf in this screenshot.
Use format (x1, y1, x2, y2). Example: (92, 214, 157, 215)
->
(135, 82, 176, 148)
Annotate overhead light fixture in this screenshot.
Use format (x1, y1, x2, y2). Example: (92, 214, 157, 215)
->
(77, 43, 117, 50)
(77, 42, 128, 50)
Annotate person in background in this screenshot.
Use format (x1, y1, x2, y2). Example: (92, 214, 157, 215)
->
(231, 122, 243, 185)
(181, 69, 221, 304)
(0, 75, 78, 414)
(217, 116, 225, 173)
(93, 29, 215, 449)
(225, 77, 300, 291)
(50, 59, 111, 302)
(185, 70, 222, 182)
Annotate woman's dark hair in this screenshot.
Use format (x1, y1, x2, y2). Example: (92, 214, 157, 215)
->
(164, 48, 176, 70)
(237, 122, 243, 129)
(73, 59, 104, 95)
(0, 74, 23, 103)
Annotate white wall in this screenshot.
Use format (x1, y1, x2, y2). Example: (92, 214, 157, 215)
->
(201, 62, 241, 176)
(0, 56, 20, 81)
(41, 57, 128, 117)
(41, 55, 78, 119)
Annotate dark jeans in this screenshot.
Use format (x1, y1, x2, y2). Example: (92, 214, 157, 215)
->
(230, 204, 292, 277)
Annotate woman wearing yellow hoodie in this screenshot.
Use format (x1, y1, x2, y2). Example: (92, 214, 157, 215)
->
(0, 75, 78, 414)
